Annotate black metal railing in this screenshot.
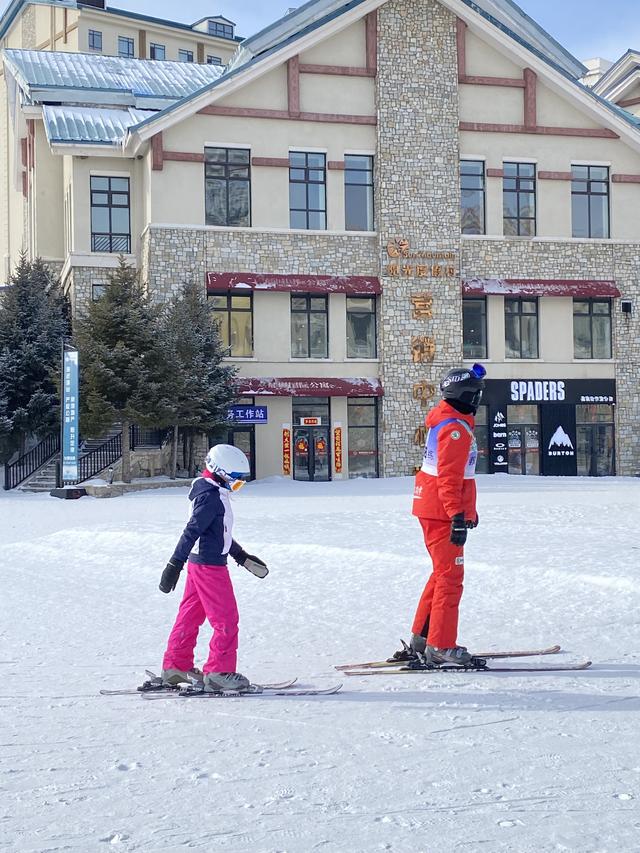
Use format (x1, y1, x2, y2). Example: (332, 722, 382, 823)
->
(130, 425, 168, 449)
(3, 432, 60, 490)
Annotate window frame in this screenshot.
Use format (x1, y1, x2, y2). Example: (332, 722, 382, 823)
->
(178, 48, 194, 62)
(118, 35, 134, 58)
(460, 159, 486, 235)
(208, 21, 234, 39)
(344, 154, 374, 232)
(204, 147, 251, 227)
(573, 298, 612, 359)
(571, 165, 610, 239)
(504, 297, 539, 359)
(88, 29, 102, 51)
(347, 397, 379, 479)
(149, 42, 166, 60)
(289, 151, 327, 231)
(503, 161, 536, 237)
(290, 293, 329, 359)
(462, 297, 488, 359)
(90, 175, 131, 254)
(346, 295, 377, 359)
(208, 291, 254, 358)
(207, 55, 223, 65)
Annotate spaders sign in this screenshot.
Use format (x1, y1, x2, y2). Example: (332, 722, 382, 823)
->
(333, 425, 343, 474)
(282, 425, 291, 476)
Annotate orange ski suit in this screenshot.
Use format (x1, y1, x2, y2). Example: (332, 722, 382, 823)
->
(411, 400, 478, 649)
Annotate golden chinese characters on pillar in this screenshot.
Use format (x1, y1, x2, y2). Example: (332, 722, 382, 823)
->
(411, 335, 436, 364)
(410, 292, 433, 319)
(413, 425, 427, 447)
(412, 381, 437, 409)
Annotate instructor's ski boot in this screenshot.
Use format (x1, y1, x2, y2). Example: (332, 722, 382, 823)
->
(203, 672, 251, 693)
(426, 645, 474, 666)
(161, 667, 204, 686)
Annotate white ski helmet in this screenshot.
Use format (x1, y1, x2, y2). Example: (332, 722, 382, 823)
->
(205, 444, 250, 491)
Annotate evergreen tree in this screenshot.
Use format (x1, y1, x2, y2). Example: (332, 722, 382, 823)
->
(160, 279, 237, 477)
(74, 258, 172, 483)
(0, 255, 69, 463)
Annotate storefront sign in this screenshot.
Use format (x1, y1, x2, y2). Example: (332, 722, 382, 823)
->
(282, 425, 291, 476)
(61, 347, 79, 482)
(300, 417, 321, 426)
(238, 377, 383, 397)
(228, 405, 268, 424)
(207, 272, 381, 295)
(510, 380, 566, 402)
(490, 409, 508, 469)
(542, 404, 577, 476)
(385, 240, 456, 279)
(334, 425, 343, 473)
(482, 379, 616, 408)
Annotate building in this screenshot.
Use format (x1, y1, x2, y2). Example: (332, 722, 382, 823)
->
(1, 0, 639, 481)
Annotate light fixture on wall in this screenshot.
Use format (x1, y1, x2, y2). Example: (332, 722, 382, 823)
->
(621, 299, 633, 316)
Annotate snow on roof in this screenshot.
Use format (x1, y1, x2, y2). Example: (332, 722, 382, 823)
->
(42, 105, 156, 146)
(3, 49, 226, 108)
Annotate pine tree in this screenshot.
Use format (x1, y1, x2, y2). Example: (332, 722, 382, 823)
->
(160, 279, 237, 477)
(74, 258, 172, 483)
(0, 255, 69, 463)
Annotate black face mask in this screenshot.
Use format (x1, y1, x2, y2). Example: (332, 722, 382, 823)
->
(448, 399, 477, 415)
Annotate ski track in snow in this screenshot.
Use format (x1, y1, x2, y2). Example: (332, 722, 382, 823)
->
(2, 474, 640, 852)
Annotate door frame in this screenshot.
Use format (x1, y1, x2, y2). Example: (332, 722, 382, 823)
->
(227, 426, 256, 481)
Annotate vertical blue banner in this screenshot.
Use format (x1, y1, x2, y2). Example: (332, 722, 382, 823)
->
(62, 349, 79, 481)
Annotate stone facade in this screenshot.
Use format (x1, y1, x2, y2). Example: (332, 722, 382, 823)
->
(377, 0, 462, 476)
(461, 238, 640, 475)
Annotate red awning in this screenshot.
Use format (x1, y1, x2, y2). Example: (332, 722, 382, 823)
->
(207, 272, 381, 295)
(237, 377, 383, 397)
(462, 279, 620, 297)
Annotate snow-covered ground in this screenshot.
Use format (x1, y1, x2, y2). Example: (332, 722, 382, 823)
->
(2, 474, 640, 852)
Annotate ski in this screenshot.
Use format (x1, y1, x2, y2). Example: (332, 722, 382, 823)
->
(343, 660, 592, 676)
(335, 644, 562, 671)
(100, 675, 298, 696)
(169, 683, 343, 699)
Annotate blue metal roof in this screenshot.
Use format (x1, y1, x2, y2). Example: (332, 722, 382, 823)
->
(42, 104, 155, 146)
(3, 49, 225, 108)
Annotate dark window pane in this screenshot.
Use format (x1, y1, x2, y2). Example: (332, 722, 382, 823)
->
(111, 207, 130, 234)
(204, 148, 251, 226)
(520, 315, 538, 358)
(91, 177, 109, 190)
(592, 315, 612, 358)
(228, 149, 250, 164)
(463, 299, 486, 359)
(308, 211, 326, 230)
(291, 312, 309, 357)
(309, 312, 328, 357)
(505, 315, 521, 358)
(91, 207, 109, 233)
(310, 297, 327, 311)
(205, 180, 227, 226)
(228, 181, 250, 226)
(289, 152, 306, 167)
(205, 148, 227, 163)
(572, 195, 589, 238)
(307, 183, 325, 211)
(574, 300, 590, 314)
(290, 210, 307, 229)
(307, 153, 326, 168)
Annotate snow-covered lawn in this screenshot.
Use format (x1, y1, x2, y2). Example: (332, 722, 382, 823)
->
(2, 474, 640, 852)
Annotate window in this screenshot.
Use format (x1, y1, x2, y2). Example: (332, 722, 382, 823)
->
(505, 297, 538, 359)
(118, 36, 134, 58)
(572, 165, 609, 238)
(507, 405, 540, 475)
(149, 43, 166, 60)
(463, 298, 487, 359)
(348, 398, 379, 478)
(289, 152, 326, 230)
(347, 296, 376, 358)
(576, 404, 615, 476)
(207, 55, 223, 65)
(503, 162, 536, 236)
(291, 294, 328, 358)
(345, 155, 374, 231)
(208, 292, 253, 357)
(460, 160, 485, 234)
(573, 299, 612, 359)
(178, 49, 194, 62)
(88, 30, 102, 51)
(204, 148, 251, 227)
(208, 21, 234, 39)
(90, 176, 130, 253)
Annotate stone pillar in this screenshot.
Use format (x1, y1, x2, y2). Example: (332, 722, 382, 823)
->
(613, 247, 640, 475)
(377, 0, 462, 476)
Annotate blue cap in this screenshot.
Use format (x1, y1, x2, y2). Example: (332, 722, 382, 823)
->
(471, 363, 486, 379)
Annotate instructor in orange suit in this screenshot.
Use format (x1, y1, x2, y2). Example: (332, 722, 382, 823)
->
(408, 363, 486, 667)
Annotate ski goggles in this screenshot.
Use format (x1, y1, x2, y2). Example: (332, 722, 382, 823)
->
(214, 467, 248, 492)
(471, 363, 486, 380)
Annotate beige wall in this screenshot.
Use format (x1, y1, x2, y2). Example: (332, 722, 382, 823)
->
(33, 121, 64, 259)
(299, 20, 366, 66)
(253, 396, 291, 479)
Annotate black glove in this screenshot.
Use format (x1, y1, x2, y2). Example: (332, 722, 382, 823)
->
(466, 513, 479, 530)
(159, 559, 184, 593)
(450, 514, 467, 546)
(235, 549, 269, 579)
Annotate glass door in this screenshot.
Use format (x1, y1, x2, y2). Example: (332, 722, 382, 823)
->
(227, 427, 255, 481)
(576, 405, 615, 477)
(293, 427, 330, 481)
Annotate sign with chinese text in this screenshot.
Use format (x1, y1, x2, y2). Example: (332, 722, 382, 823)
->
(62, 348, 79, 481)
(228, 405, 268, 424)
(385, 239, 456, 279)
(412, 381, 437, 409)
(300, 417, 321, 426)
(333, 425, 343, 473)
(410, 292, 433, 319)
(282, 426, 291, 475)
(411, 336, 436, 364)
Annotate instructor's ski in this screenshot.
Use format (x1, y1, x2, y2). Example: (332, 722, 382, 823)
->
(100, 675, 298, 696)
(166, 683, 343, 699)
(335, 644, 562, 671)
(343, 660, 592, 676)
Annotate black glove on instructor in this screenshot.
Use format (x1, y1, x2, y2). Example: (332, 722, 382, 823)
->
(450, 513, 468, 547)
(159, 558, 184, 593)
(235, 549, 269, 579)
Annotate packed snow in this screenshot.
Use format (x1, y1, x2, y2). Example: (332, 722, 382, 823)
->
(2, 474, 640, 852)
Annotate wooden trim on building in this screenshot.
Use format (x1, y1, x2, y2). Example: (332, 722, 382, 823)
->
(459, 121, 619, 139)
(22, 171, 28, 199)
(328, 160, 346, 170)
(251, 157, 290, 167)
(163, 151, 205, 163)
(538, 171, 573, 180)
(197, 42, 205, 64)
(287, 56, 300, 117)
(456, 17, 467, 79)
(365, 11, 377, 74)
(523, 68, 537, 128)
(618, 96, 640, 108)
(151, 133, 164, 171)
(20, 138, 28, 169)
(63, 8, 68, 44)
(198, 105, 376, 125)
(612, 173, 640, 183)
(459, 75, 525, 88)
(139, 29, 147, 59)
(486, 168, 504, 178)
(298, 63, 376, 77)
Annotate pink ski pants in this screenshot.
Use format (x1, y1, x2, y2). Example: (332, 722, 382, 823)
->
(162, 561, 239, 674)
